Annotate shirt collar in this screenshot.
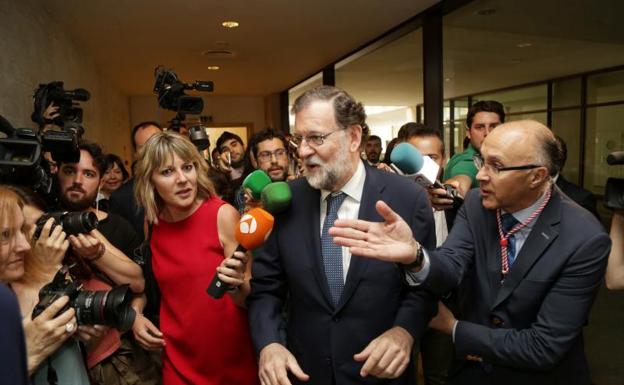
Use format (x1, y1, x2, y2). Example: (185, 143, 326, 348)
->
(506, 188, 549, 228)
(320, 160, 365, 203)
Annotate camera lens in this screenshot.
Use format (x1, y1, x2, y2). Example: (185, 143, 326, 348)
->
(60, 211, 98, 235)
(73, 284, 136, 332)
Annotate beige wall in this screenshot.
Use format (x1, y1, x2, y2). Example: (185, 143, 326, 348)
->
(0, 0, 131, 162)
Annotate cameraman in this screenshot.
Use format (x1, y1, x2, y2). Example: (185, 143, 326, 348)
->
(54, 142, 159, 385)
(606, 210, 624, 290)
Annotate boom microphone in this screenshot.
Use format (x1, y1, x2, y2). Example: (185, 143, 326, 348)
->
(206, 207, 275, 299)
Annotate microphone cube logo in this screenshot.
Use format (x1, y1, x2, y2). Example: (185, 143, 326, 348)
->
(239, 214, 258, 234)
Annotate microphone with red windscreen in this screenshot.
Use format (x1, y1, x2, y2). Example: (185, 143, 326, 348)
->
(206, 207, 275, 299)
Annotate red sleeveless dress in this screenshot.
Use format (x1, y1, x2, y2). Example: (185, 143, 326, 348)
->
(151, 197, 259, 385)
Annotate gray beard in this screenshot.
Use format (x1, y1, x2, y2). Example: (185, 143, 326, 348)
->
(305, 149, 352, 191)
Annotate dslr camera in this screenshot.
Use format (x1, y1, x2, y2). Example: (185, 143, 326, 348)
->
(32, 268, 136, 332)
(33, 211, 99, 240)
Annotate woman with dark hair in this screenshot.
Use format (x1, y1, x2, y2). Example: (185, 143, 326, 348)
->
(133, 132, 258, 384)
(98, 154, 130, 211)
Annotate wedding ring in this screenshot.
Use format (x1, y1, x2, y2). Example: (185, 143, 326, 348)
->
(65, 322, 75, 333)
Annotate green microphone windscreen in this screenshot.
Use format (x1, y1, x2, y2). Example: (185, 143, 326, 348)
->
(242, 170, 272, 200)
(261, 182, 292, 214)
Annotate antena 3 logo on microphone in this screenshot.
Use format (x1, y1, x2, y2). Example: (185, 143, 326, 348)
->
(235, 208, 274, 250)
(239, 214, 257, 234)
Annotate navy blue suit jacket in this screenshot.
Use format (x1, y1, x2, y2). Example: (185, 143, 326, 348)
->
(0, 284, 29, 385)
(423, 187, 610, 385)
(248, 166, 437, 385)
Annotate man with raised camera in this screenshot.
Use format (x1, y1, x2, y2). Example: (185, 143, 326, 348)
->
(54, 141, 159, 385)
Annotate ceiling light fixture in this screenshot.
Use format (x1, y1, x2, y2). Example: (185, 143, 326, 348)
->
(207, 66, 220, 70)
(222, 21, 239, 28)
(516, 43, 532, 48)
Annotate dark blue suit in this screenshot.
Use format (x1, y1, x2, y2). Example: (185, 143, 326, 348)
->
(423, 187, 610, 385)
(0, 284, 29, 385)
(248, 166, 437, 385)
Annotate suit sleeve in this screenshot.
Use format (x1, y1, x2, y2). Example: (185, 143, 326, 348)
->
(393, 186, 438, 337)
(454, 232, 610, 369)
(246, 226, 288, 354)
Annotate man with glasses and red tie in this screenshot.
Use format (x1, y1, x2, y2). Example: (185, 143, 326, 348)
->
(247, 85, 436, 385)
(330, 119, 611, 385)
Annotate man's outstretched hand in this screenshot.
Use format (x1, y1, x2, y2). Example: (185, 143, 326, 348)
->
(329, 200, 418, 265)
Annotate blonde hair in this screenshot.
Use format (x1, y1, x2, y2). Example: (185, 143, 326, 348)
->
(134, 131, 216, 224)
(3, 185, 51, 284)
(0, 185, 28, 283)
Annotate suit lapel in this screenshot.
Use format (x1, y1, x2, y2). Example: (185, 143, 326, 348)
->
(335, 168, 381, 313)
(491, 189, 561, 309)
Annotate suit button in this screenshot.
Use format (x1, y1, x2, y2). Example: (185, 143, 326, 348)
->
(325, 357, 332, 365)
(332, 316, 340, 323)
(491, 316, 504, 326)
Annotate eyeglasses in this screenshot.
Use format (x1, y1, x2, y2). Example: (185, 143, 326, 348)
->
(473, 155, 542, 175)
(291, 129, 342, 147)
(257, 148, 288, 162)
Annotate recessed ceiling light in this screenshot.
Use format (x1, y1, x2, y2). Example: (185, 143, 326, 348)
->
(516, 42, 532, 48)
(444, 78, 452, 82)
(476, 8, 496, 16)
(207, 66, 220, 70)
(222, 21, 239, 28)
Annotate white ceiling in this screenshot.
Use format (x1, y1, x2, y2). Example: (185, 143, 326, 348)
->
(40, 0, 439, 97)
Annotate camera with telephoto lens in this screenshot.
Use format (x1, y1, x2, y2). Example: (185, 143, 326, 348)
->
(33, 211, 99, 241)
(32, 268, 136, 332)
(605, 151, 624, 210)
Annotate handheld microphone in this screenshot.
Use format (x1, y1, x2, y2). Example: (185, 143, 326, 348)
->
(242, 170, 272, 200)
(261, 181, 292, 214)
(206, 207, 275, 299)
(390, 142, 464, 209)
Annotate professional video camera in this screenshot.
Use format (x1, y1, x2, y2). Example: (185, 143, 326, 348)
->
(0, 115, 80, 199)
(153, 66, 212, 151)
(31, 81, 90, 135)
(32, 268, 136, 332)
(605, 151, 624, 210)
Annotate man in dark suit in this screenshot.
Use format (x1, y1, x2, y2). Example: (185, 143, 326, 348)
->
(109, 121, 162, 241)
(247, 86, 436, 385)
(330, 120, 611, 385)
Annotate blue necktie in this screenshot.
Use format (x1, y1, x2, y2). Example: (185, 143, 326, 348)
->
(502, 213, 520, 266)
(321, 192, 347, 306)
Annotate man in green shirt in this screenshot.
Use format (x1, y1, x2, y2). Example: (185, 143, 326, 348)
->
(442, 100, 505, 198)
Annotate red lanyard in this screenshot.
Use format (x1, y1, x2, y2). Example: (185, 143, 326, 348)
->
(496, 187, 552, 278)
